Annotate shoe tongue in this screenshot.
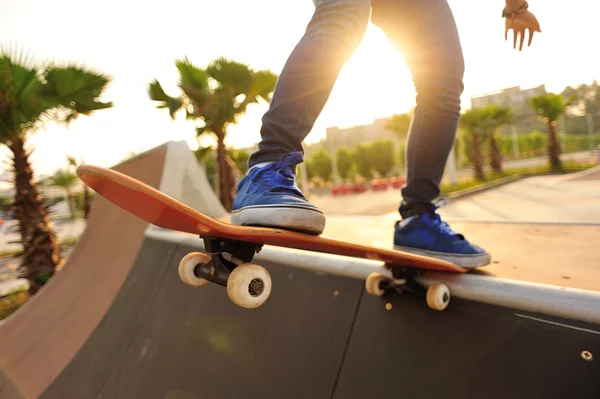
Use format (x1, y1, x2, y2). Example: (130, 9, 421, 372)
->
(422, 212, 464, 240)
(272, 152, 304, 195)
(274, 152, 303, 185)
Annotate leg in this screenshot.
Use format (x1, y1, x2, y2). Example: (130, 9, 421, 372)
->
(372, 0, 490, 267)
(249, 0, 371, 167)
(233, 0, 371, 235)
(372, 0, 464, 217)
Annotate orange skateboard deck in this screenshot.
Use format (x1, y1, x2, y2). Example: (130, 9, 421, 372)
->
(77, 164, 466, 311)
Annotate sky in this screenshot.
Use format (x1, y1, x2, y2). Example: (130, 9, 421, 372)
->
(0, 0, 599, 177)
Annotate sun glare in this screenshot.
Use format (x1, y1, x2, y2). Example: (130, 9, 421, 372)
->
(316, 24, 415, 130)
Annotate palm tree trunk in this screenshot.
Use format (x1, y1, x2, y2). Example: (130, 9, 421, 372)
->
(470, 134, 486, 181)
(83, 185, 91, 219)
(9, 137, 63, 294)
(488, 132, 503, 173)
(215, 129, 234, 212)
(66, 188, 76, 219)
(547, 121, 562, 169)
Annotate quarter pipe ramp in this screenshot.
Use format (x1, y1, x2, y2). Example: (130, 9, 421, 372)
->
(1, 141, 599, 399)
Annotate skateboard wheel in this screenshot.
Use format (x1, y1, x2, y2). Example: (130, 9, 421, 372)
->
(178, 252, 211, 287)
(227, 264, 272, 309)
(426, 283, 450, 311)
(365, 273, 387, 296)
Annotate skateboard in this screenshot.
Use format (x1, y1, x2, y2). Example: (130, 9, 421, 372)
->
(77, 165, 468, 311)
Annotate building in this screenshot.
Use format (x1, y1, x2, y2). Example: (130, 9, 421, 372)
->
(470, 84, 547, 112)
(470, 85, 548, 134)
(324, 116, 398, 152)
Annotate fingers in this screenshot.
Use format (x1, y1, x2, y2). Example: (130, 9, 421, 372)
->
(505, 27, 536, 51)
(528, 29, 535, 47)
(519, 29, 531, 51)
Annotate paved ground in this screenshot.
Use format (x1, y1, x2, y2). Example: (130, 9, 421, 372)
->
(0, 220, 83, 292)
(422, 169, 600, 224)
(323, 217, 600, 291)
(312, 164, 600, 223)
(317, 166, 600, 292)
(0, 218, 86, 254)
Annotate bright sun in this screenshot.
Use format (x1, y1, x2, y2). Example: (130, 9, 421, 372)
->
(317, 24, 416, 130)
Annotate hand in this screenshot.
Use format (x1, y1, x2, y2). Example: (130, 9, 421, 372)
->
(505, 10, 541, 51)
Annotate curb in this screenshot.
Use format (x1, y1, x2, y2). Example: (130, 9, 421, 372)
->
(443, 167, 593, 201)
(443, 174, 525, 200)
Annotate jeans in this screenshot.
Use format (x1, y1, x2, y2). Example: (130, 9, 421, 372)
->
(248, 0, 465, 219)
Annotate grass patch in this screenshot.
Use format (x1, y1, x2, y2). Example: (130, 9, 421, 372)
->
(0, 236, 81, 260)
(60, 236, 80, 248)
(441, 160, 595, 195)
(0, 290, 30, 321)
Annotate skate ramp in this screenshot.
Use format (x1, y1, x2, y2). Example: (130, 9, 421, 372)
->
(0, 140, 224, 398)
(1, 141, 599, 398)
(34, 232, 600, 399)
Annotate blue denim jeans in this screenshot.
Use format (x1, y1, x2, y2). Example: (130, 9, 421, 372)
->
(248, 0, 465, 219)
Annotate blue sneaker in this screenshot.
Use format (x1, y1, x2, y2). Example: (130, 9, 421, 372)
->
(231, 152, 326, 235)
(394, 202, 491, 268)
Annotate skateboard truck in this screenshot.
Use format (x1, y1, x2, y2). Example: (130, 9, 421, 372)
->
(178, 236, 273, 309)
(365, 265, 451, 311)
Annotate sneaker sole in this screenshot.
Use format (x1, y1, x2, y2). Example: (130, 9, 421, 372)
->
(231, 205, 326, 235)
(393, 245, 492, 269)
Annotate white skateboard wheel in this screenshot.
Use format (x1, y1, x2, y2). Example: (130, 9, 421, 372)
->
(426, 283, 450, 311)
(227, 264, 272, 309)
(178, 252, 211, 287)
(365, 273, 387, 296)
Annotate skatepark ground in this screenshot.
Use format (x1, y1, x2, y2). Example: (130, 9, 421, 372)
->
(1, 141, 599, 399)
(317, 164, 600, 291)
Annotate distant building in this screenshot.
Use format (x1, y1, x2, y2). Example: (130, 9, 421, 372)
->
(324, 116, 397, 152)
(470, 84, 547, 112)
(470, 85, 548, 134)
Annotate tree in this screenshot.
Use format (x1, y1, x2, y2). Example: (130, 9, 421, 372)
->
(0, 49, 112, 293)
(149, 57, 278, 211)
(529, 94, 567, 169)
(483, 105, 515, 173)
(67, 156, 91, 219)
(230, 149, 250, 176)
(458, 108, 487, 181)
(369, 139, 395, 177)
(47, 169, 78, 219)
(386, 111, 412, 139)
(335, 148, 353, 180)
(563, 80, 599, 123)
(309, 149, 333, 181)
(352, 143, 372, 179)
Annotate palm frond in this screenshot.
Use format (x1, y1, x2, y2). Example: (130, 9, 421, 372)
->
(529, 94, 564, 122)
(207, 57, 253, 95)
(39, 64, 113, 122)
(252, 70, 278, 102)
(47, 169, 78, 188)
(175, 57, 209, 91)
(0, 51, 45, 143)
(148, 79, 184, 118)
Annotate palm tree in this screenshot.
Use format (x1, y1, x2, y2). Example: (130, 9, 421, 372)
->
(67, 156, 91, 219)
(529, 94, 566, 169)
(148, 57, 278, 211)
(484, 105, 515, 173)
(0, 49, 112, 293)
(458, 108, 487, 181)
(48, 169, 79, 219)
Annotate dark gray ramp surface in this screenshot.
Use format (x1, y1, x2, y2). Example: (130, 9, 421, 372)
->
(335, 293, 600, 399)
(40, 237, 363, 399)
(40, 234, 600, 399)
